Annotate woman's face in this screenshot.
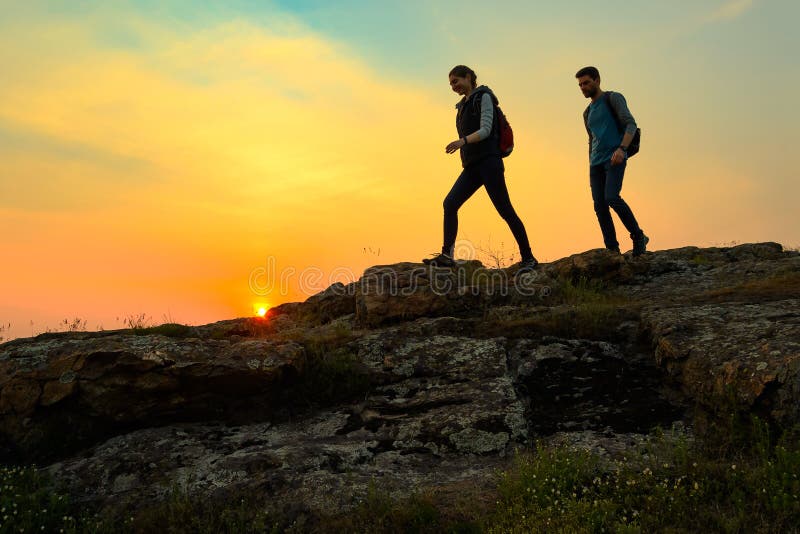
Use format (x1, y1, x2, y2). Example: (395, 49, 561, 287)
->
(449, 74, 472, 96)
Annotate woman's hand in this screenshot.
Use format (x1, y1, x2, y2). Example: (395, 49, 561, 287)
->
(445, 138, 466, 154)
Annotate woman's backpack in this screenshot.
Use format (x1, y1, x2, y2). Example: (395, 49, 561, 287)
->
(496, 106, 514, 158)
(469, 87, 514, 158)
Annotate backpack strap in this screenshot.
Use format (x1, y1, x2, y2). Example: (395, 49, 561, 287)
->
(471, 88, 501, 139)
(603, 91, 625, 135)
(470, 87, 490, 113)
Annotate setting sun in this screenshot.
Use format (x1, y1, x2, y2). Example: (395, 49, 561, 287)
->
(255, 305, 269, 317)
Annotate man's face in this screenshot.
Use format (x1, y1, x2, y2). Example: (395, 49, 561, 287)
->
(577, 75, 600, 98)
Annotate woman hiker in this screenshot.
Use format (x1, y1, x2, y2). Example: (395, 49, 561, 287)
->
(422, 65, 539, 275)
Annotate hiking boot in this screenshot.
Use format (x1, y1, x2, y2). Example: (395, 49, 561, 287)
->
(632, 234, 649, 257)
(422, 252, 455, 267)
(607, 247, 621, 254)
(515, 257, 539, 276)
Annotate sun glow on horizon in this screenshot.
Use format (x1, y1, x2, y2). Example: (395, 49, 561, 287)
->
(255, 304, 269, 317)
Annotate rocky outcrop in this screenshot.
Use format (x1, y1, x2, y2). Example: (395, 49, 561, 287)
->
(643, 300, 800, 427)
(44, 319, 529, 514)
(0, 242, 798, 518)
(0, 335, 304, 460)
(354, 261, 554, 327)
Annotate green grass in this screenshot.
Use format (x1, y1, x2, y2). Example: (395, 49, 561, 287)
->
(479, 302, 636, 342)
(4, 419, 798, 533)
(319, 481, 479, 534)
(326, 419, 800, 533)
(487, 427, 800, 533)
(289, 321, 372, 407)
(0, 465, 116, 533)
(126, 487, 280, 534)
(557, 276, 612, 305)
(294, 346, 372, 407)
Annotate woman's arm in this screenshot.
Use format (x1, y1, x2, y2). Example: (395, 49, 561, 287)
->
(463, 93, 494, 144)
(446, 92, 495, 153)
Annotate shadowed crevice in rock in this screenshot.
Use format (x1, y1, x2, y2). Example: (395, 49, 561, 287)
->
(510, 338, 686, 435)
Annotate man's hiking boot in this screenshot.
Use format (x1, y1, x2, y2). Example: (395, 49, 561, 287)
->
(607, 247, 621, 254)
(515, 257, 539, 276)
(632, 233, 649, 257)
(422, 252, 455, 267)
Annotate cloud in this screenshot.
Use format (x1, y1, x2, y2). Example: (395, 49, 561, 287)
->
(0, 8, 449, 218)
(0, 3, 459, 329)
(707, 0, 756, 22)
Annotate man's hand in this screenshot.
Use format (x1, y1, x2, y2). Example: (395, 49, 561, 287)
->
(446, 138, 466, 154)
(611, 148, 627, 165)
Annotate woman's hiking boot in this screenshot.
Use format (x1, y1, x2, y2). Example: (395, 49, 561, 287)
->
(422, 252, 455, 267)
(515, 257, 539, 276)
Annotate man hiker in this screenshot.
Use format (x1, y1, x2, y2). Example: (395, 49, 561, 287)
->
(576, 66, 649, 256)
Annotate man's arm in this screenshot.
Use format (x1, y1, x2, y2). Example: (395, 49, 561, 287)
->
(608, 92, 637, 164)
(583, 108, 593, 157)
(608, 92, 637, 146)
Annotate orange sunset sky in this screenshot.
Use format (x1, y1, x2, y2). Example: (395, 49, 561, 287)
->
(1, 0, 798, 340)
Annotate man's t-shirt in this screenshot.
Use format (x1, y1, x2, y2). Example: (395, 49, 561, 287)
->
(587, 98, 624, 166)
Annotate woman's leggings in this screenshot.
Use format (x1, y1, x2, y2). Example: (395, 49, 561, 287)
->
(442, 156, 533, 261)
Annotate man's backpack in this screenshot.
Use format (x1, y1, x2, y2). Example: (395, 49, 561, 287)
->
(603, 91, 640, 157)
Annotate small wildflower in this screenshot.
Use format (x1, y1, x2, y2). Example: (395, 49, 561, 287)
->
(731, 464, 737, 470)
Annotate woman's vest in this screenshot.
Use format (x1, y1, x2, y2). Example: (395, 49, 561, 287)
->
(456, 86, 501, 168)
